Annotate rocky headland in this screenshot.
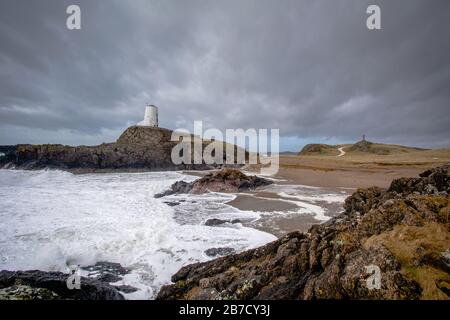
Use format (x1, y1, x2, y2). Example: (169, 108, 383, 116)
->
(0, 126, 243, 172)
(157, 166, 450, 300)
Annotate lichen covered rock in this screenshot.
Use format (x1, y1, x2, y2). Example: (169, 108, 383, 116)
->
(0, 284, 60, 300)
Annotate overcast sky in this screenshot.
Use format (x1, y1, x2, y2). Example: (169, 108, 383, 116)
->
(0, 0, 449, 151)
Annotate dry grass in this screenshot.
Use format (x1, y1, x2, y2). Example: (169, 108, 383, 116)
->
(283, 148, 450, 168)
(365, 222, 450, 300)
(246, 148, 450, 189)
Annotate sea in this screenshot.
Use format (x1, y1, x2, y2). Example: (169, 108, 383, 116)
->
(0, 169, 347, 299)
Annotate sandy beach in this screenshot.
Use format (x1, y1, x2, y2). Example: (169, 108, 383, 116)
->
(273, 155, 442, 188)
(227, 152, 450, 237)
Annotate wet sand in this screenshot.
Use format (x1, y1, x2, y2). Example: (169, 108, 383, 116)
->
(227, 155, 449, 237)
(249, 214, 321, 237)
(226, 193, 298, 212)
(274, 164, 423, 189)
(227, 188, 347, 237)
(273, 153, 450, 188)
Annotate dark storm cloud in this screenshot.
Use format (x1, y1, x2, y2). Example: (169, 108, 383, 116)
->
(0, 0, 449, 148)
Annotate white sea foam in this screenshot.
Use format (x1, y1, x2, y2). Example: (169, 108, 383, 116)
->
(246, 193, 330, 221)
(0, 169, 276, 299)
(233, 184, 348, 222)
(276, 191, 348, 205)
(264, 184, 348, 202)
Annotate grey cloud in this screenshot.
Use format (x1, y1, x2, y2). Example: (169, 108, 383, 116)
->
(0, 0, 449, 148)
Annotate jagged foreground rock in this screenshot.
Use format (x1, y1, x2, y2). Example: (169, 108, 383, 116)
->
(157, 166, 450, 300)
(0, 270, 125, 300)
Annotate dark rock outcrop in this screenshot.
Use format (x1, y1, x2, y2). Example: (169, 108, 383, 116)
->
(0, 270, 125, 300)
(156, 181, 192, 198)
(155, 168, 273, 198)
(389, 165, 450, 195)
(81, 261, 132, 286)
(0, 261, 141, 299)
(204, 247, 236, 257)
(157, 166, 450, 300)
(0, 126, 244, 172)
(0, 145, 17, 168)
(204, 218, 242, 226)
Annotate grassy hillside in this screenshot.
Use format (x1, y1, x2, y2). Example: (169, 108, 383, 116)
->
(299, 140, 427, 157)
(346, 140, 426, 155)
(298, 143, 343, 156)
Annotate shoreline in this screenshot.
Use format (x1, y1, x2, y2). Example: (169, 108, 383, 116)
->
(226, 156, 450, 237)
(1, 164, 448, 300)
(226, 189, 348, 238)
(3, 157, 448, 241)
(273, 154, 450, 189)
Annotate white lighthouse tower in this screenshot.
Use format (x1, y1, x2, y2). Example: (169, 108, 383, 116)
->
(138, 104, 158, 127)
